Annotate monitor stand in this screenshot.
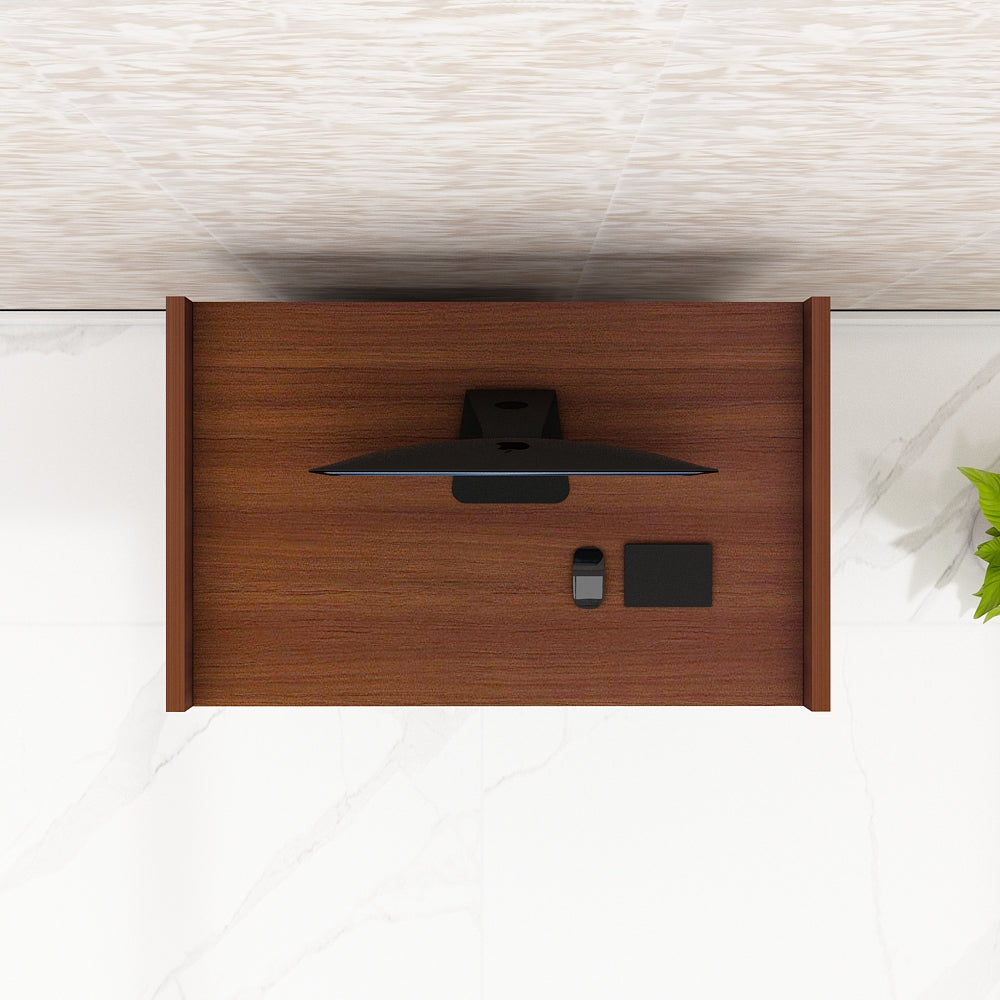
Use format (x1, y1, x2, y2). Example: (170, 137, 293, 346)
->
(451, 389, 570, 503)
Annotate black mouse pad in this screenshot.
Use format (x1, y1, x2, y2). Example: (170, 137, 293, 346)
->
(624, 543, 712, 607)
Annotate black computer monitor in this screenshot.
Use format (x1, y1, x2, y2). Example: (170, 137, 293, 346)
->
(309, 389, 717, 503)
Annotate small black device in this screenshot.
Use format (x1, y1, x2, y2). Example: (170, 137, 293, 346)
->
(624, 543, 712, 607)
(572, 547, 605, 608)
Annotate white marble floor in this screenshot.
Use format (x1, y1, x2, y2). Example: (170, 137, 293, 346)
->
(0, 309, 998, 998)
(1, 1, 999, 308)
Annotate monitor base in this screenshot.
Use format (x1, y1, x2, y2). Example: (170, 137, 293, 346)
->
(451, 475, 570, 504)
(453, 389, 570, 504)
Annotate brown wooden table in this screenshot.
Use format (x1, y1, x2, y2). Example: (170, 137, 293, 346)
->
(167, 298, 829, 710)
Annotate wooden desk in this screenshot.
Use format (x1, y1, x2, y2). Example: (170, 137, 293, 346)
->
(167, 299, 830, 710)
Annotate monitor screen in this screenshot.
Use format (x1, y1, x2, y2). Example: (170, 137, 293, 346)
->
(310, 438, 717, 476)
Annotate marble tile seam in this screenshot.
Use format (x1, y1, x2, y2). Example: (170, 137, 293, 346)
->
(574, 0, 696, 299)
(0, 36, 283, 303)
(846, 225, 1000, 308)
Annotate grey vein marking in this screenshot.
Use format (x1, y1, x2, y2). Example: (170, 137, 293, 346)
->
(251, 804, 481, 999)
(916, 914, 1000, 999)
(484, 707, 621, 795)
(484, 710, 570, 795)
(910, 502, 988, 619)
(147, 707, 474, 1000)
(0, 323, 132, 358)
(833, 348, 1000, 543)
(843, 639, 898, 1000)
(0, 668, 221, 893)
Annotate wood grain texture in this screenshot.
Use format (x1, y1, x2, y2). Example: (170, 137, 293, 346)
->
(166, 296, 193, 711)
(182, 300, 822, 706)
(803, 297, 831, 711)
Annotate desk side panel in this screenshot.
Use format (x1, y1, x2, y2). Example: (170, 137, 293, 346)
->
(803, 296, 831, 711)
(166, 296, 193, 711)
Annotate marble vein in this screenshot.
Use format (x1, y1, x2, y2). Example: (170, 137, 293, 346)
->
(842, 635, 898, 1000)
(916, 916, 1000, 999)
(484, 708, 623, 795)
(247, 806, 480, 999)
(147, 707, 476, 1000)
(833, 346, 1000, 575)
(484, 711, 570, 796)
(0, 320, 130, 358)
(910, 473, 1000, 619)
(0, 668, 221, 894)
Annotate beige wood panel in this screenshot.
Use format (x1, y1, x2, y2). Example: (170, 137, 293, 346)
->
(2, 5, 999, 305)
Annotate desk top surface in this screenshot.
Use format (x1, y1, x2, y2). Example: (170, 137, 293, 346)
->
(182, 300, 820, 705)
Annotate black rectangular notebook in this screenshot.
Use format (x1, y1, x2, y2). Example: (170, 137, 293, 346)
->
(624, 543, 713, 607)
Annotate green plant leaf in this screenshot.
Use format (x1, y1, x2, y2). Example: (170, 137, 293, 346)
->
(959, 466, 1000, 529)
(972, 562, 1000, 621)
(975, 537, 1000, 562)
(989, 527, 1000, 537)
(984, 606, 1000, 623)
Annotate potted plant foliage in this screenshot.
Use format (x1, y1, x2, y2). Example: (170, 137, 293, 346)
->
(958, 466, 1000, 623)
